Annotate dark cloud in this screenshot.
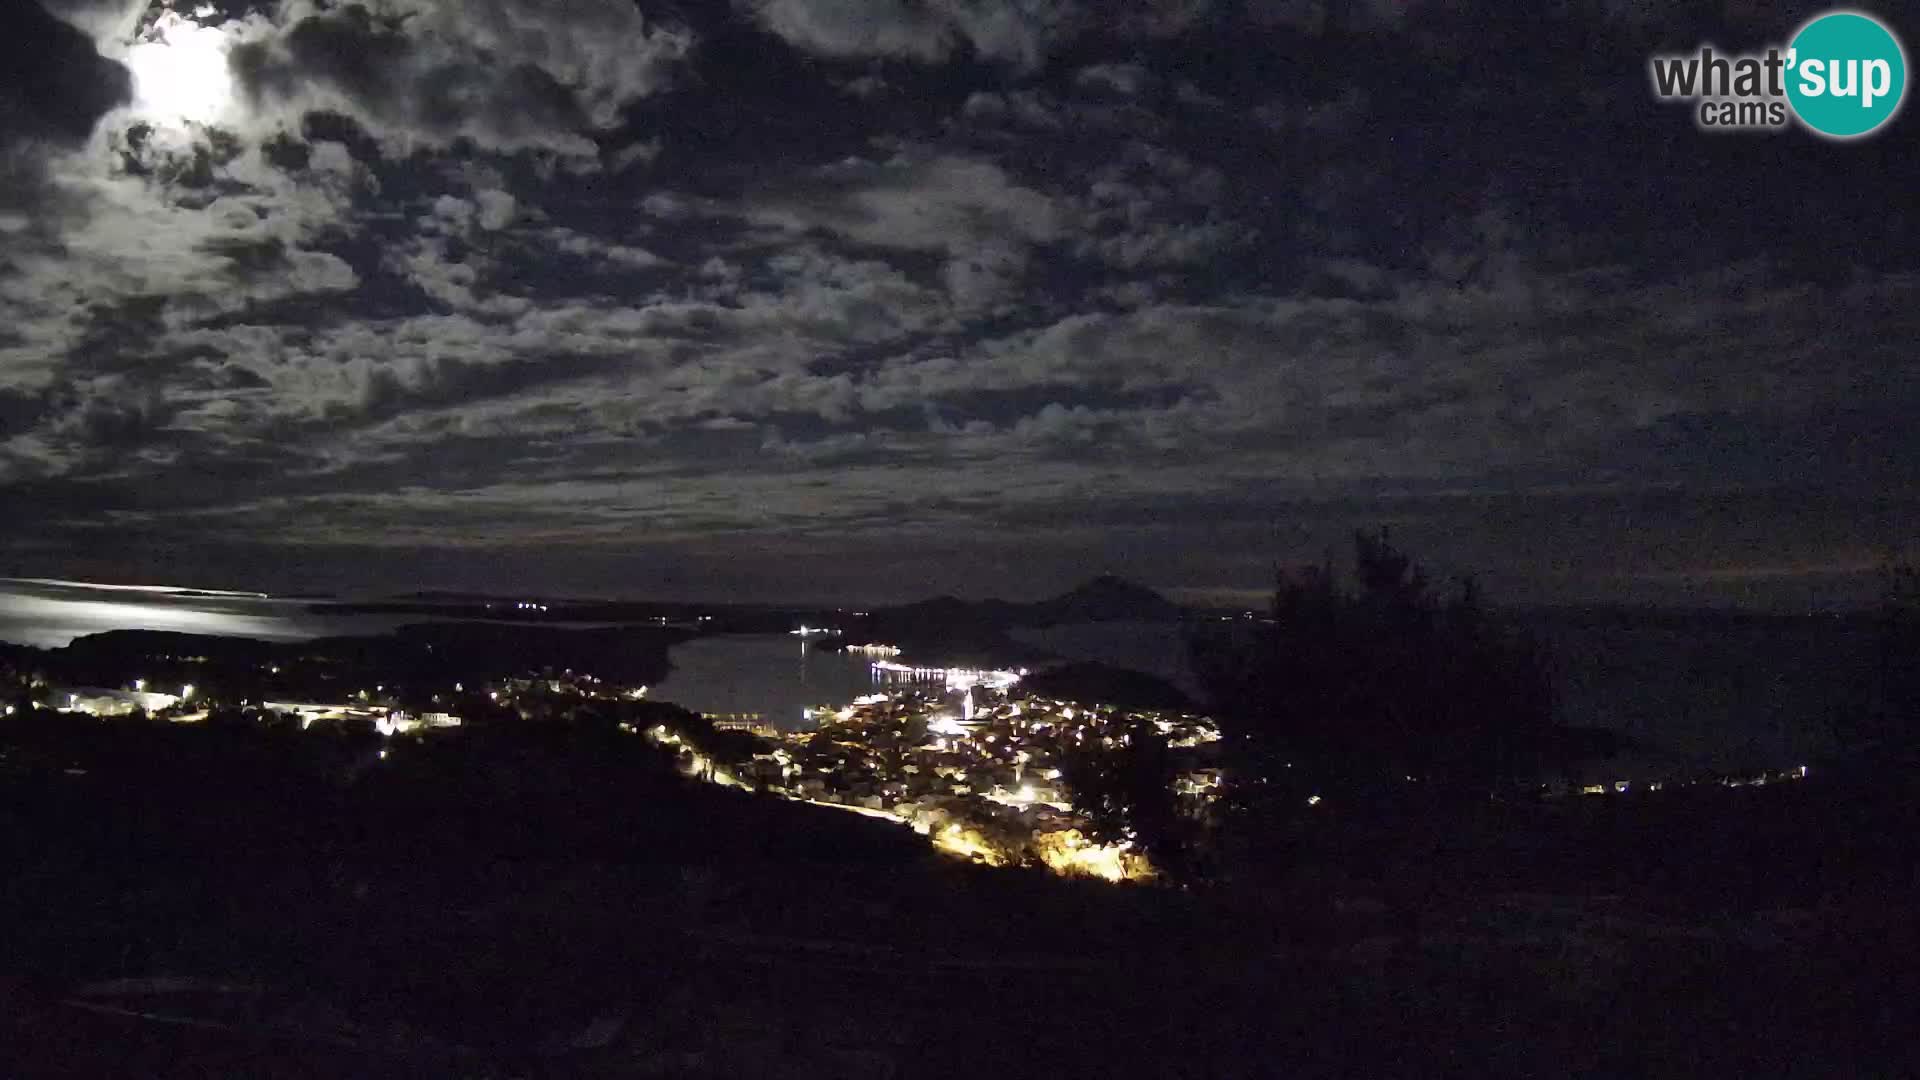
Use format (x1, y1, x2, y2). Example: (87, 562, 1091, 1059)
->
(3, 2, 130, 142)
(229, 0, 694, 162)
(740, 0, 1085, 70)
(0, 0, 1916, 607)
(0, 1, 130, 210)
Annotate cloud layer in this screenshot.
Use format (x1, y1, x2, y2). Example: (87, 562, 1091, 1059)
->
(2, 0, 1917, 607)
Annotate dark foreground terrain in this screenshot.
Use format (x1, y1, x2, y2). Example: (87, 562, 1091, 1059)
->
(3, 712, 1917, 1078)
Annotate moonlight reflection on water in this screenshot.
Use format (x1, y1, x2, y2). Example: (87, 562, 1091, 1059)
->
(0, 579, 397, 649)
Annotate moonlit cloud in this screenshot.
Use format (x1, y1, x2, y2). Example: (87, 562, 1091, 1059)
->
(126, 11, 239, 128)
(223, 0, 695, 163)
(0, 0, 1914, 608)
(743, 0, 1084, 70)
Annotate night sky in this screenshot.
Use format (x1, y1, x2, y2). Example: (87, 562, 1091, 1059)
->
(2, 0, 1916, 608)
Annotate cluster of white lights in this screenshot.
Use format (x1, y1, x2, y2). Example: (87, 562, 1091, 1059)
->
(869, 660, 1021, 691)
(844, 643, 903, 657)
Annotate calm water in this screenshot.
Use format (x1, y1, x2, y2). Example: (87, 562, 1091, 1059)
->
(1018, 615, 1872, 772)
(650, 635, 902, 730)
(0, 579, 408, 649)
(1011, 620, 1200, 694)
(1523, 611, 1874, 771)
(0, 579, 621, 649)
(0, 579, 1875, 771)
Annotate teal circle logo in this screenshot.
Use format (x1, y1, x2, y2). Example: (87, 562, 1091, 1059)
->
(1786, 11, 1907, 138)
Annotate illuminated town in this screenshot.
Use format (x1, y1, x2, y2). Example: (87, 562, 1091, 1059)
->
(642, 654, 1225, 883)
(25, 638, 1815, 887)
(11, 637, 1207, 882)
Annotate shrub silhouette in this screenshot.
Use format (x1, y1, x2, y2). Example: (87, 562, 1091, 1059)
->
(1190, 529, 1555, 857)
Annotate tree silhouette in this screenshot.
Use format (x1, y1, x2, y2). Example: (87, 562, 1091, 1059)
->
(1865, 558, 1920, 753)
(1060, 716, 1192, 876)
(1192, 529, 1556, 853)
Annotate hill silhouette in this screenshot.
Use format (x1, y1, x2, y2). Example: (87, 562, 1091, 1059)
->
(1030, 575, 1183, 623)
(851, 576, 1185, 663)
(19, 623, 688, 707)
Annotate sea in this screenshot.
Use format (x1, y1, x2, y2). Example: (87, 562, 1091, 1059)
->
(645, 634, 898, 728)
(0, 579, 1881, 773)
(0, 578, 409, 649)
(1014, 615, 1874, 773)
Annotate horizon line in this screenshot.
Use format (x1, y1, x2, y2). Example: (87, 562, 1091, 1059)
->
(1, 577, 272, 600)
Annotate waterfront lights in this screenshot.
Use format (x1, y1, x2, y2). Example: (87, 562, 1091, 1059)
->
(869, 659, 1021, 691)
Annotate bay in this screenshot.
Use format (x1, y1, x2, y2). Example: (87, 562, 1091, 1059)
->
(649, 634, 893, 730)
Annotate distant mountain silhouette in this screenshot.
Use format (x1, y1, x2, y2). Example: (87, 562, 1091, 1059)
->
(1030, 575, 1183, 624)
(32, 623, 689, 702)
(852, 577, 1184, 663)
(879, 576, 1180, 631)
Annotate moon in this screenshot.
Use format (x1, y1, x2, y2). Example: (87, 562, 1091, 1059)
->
(125, 12, 235, 128)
